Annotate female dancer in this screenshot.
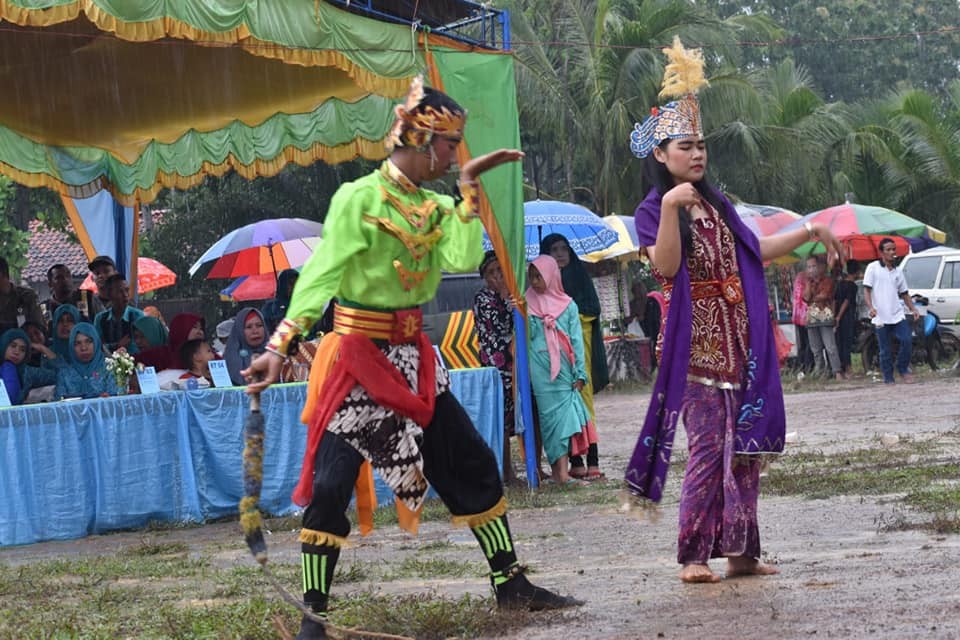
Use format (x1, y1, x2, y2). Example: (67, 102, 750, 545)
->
(625, 38, 844, 583)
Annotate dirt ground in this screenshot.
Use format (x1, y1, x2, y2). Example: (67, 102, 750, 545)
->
(3, 374, 960, 639)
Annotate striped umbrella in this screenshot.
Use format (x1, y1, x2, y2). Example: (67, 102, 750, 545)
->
(735, 203, 802, 238)
(784, 203, 946, 261)
(188, 218, 322, 278)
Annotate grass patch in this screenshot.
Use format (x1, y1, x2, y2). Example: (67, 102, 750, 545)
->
(382, 556, 484, 582)
(331, 591, 551, 639)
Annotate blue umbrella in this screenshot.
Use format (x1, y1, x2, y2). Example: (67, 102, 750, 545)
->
(483, 200, 619, 260)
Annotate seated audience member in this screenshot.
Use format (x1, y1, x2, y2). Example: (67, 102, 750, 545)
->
(21, 321, 49, 367)
(224, 308, 267, 386)
(132, 316, 169, 354)
(261, 268, 298, 333)
(212, 318, 234, 356)
(93, 274, 144, 353)
(1, 328, 57, 404)
(55, 323, 120, 399)
(137, 312, 205, 371)
(0, 257, 44, 333)
(176, 339, 215, 389)
(142, 305, 167, 328)
(51, 305, 80, 360)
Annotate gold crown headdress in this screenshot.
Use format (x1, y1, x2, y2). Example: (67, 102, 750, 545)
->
(385, 75, 467, 152)
(630, 37, 709, 158)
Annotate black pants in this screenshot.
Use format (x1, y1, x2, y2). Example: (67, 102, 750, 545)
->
(303, 391, 505, 536)
(795, 325, 814, 371)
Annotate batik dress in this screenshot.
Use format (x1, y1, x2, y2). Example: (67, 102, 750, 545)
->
(473, 286, 515, 435)
(652, 204, 762, 563)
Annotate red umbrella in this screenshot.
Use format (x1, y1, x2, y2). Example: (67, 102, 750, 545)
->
(219, 274, 278, 302)
(80, 257, 176, 294)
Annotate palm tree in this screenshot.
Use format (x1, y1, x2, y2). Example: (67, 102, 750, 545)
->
(508, 0, 781, 215)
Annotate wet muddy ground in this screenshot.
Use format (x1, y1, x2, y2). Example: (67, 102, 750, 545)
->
(3, 374, 959, 639)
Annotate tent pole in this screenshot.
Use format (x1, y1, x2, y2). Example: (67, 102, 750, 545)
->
(513, 307, 539, 489)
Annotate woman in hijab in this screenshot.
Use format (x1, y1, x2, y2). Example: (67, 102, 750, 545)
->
(1, 328, 57, 404)
(132, 316, 169, 354)
(54, 323, 119, 399)
(136, 312, 205, 371)
(224, 308, 267, 385)
(525, 256, 597, 484)
(51, 304, 80, 361)
(261, 269, 298, 333)
(539, 233, 608, 480)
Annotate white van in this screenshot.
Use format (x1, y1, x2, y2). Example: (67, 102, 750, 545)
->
(899, 246, 960, 330)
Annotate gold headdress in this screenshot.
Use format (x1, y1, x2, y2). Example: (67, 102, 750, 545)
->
(385, 75, 466, 151)
(630, 37, 709, 158)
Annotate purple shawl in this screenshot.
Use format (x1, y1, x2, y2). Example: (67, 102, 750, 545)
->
(625, 189, 785, 502)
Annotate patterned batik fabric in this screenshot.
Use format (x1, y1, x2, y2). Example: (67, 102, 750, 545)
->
(677, 382, 761, 564)
(653, 204, 749, 388)
(325, 342, 450, 512)
(473, 286, 515, 434)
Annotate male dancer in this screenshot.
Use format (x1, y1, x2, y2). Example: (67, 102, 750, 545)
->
(244, 78, 581, 639)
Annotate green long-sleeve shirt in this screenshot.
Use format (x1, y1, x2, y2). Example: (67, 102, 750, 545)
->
(285, 162, 483, 329)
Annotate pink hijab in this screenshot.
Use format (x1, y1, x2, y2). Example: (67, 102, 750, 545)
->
(526, 255, 575, 381)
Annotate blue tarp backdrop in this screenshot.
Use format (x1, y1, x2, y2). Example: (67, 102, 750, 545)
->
(0, 369, 503, 547)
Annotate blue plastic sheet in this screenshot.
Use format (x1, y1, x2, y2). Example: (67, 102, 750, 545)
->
(0, 368, 502, 547)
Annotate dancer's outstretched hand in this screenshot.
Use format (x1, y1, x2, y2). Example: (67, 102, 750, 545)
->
(243, 351, 282, 394)
(461, 149, 524, 182)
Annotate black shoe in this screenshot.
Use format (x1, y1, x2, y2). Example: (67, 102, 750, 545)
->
(294, 614, 328, 640)
(495, 570, 584, 611)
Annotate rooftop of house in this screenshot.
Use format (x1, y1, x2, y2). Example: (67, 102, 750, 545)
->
(23, 219, 87, 283)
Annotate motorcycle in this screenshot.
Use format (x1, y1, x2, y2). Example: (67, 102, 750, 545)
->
(857, 295, 957, 372)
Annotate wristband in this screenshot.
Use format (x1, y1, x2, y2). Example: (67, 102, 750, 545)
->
(265, 317, 308, 358)
(455, 179, 481, 221)
(803, 221, 817, 241)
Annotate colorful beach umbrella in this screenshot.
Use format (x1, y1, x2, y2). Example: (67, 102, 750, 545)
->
(219, 274, 280, 302)
(188, 218, 323, 278)
(483, 200, 619, 260)
(784, 203, 946, 261)
(79, 257, 176, 294)
(582, 215, 641, 263)
(735, 203, 802, 238)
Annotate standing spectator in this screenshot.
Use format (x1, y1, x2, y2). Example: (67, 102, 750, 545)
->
(802, 255, 842, 380)
(525, 256, 596, 485)
(834, 260, 861, 378)
(93, 274, 144, 353)
(791, 267, 813, 372)
(472, 251, 518, 484)
(262, 268, 299, 333)
(224, 308, 267, 385)
(0, 257, 44, 333)
(87, 255, 116, 316)
(539, 233, 608, 480)
(863, 238, 921, 384)
(55, 323, 120, 399)
(42, 264, 94, 327)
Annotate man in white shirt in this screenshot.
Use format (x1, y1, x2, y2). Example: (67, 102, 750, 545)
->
(862, 238, 920, 383)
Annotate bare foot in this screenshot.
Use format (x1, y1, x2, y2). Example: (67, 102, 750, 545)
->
(679, 563, 721, 583)
(725, 557, 780, 578)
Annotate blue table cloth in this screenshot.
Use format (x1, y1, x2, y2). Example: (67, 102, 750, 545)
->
(0, 368, 502, 547)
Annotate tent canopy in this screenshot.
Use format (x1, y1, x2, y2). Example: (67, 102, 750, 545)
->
(1, 0, 525, 291)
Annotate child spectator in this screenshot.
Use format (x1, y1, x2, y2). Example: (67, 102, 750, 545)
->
(55, 323, 119, 399)
(137, 312, 205, 371)
(525, 256, 596, 484)
(224, 308, 267, 386)
(93, 274, 144, 354)
(176, 338, 215, 389)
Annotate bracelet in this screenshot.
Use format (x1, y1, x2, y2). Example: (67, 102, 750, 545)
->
(265, 317, 308, 358)
(803, 221, 817, 241)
